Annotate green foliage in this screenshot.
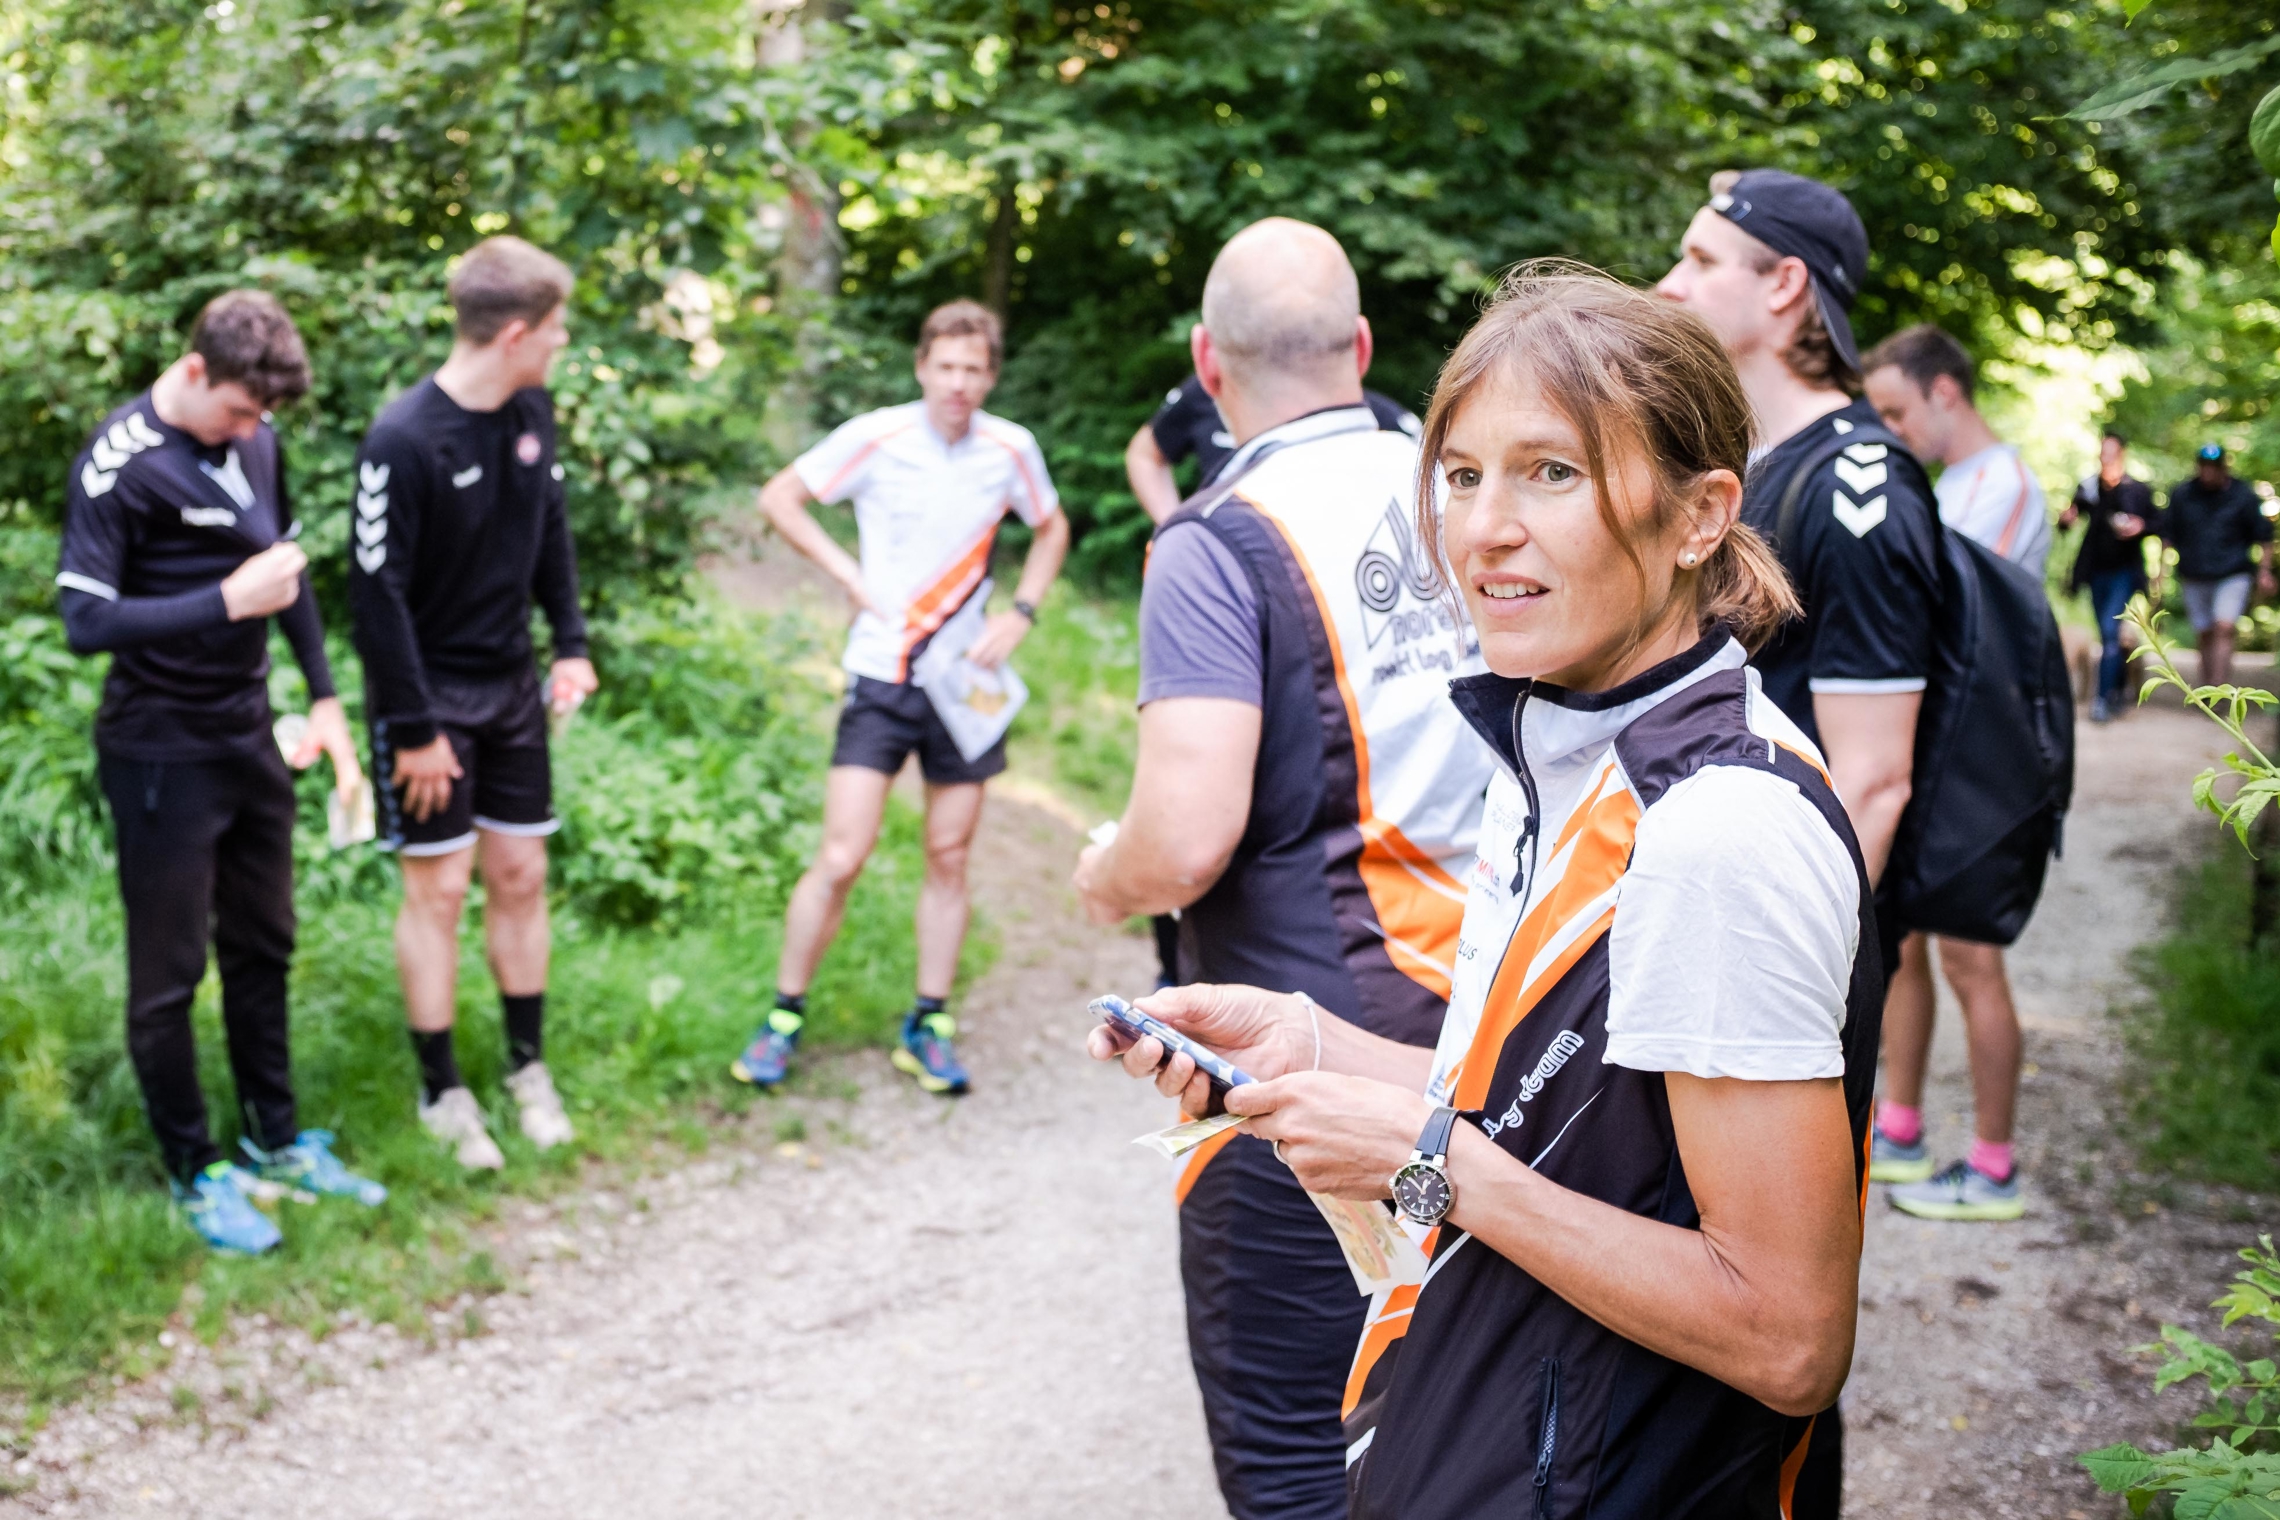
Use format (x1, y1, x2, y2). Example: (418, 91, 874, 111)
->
(2109, 253, 2280, 488)
(2130, 603, 2280, 848)
(1004, 590, 1140, 819)
(799, 0, 2178, 585)
(0, 0, 801, 611)
(2081, 1238, 2280, 1517)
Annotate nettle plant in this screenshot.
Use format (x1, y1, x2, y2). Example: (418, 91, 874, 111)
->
(2080, 1235, 2280, 1517)
(2074, 607, 2280, 1515)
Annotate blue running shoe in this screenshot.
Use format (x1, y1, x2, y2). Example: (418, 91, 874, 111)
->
(1869, 1126, 1935, 1184)
(173, 1163, 281, 1256)
(731, 1009, 804, 1089)
(245, 1131, 388, 1208)
(892, 1011, 970, 1095)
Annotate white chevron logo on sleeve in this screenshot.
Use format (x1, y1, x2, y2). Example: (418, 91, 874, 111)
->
(1833, 456, 1888, 494)
(354, 516, 387, 547)
(126, 412, 165, 448)
(1832, 490, 1888, 538)
(359, 461, 391, 493)
(81, 461, 118, 497)
(356, 490, 387, 520)
(1842, 442, 1888, 463)
(356, 543, 387, 573)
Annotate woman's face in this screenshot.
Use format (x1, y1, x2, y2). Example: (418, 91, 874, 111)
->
(1439, 366, 1705, 691)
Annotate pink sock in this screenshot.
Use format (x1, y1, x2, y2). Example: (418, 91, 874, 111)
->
(1878, 1101, 1922, 1145)
(1969, 1139, 2014, 1182)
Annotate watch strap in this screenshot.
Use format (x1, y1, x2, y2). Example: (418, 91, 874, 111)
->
(1012, 598, 1039, 622)
(1415, 1104, 1459, 1164)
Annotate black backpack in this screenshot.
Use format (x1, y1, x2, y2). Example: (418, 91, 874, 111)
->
(1775, 424, 2075, 947)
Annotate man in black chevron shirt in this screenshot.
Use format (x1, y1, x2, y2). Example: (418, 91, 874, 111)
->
(57, 290, 386, 1255)
(349, 235, 596, 1172)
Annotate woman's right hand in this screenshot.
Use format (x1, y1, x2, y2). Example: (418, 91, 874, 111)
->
(1084, 983, 1319, 1117)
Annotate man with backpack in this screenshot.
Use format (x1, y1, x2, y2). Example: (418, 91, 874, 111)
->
(1861, 325, 2043, 1221)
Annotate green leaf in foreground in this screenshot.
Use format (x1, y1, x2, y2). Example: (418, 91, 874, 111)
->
(2065, 35, 2280, 121)
(2253, 86, 2280, 177)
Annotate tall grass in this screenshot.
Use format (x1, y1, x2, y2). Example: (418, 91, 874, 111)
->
(2130, 852, 2280, 1191)
(0, 575, 982, 1417)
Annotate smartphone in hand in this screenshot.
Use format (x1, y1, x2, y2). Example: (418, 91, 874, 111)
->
(1091, 994, 1255, 1100)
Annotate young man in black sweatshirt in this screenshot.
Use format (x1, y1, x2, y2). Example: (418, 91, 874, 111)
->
(58, 290, 386, 1255)
(349, 237, 596, 1170)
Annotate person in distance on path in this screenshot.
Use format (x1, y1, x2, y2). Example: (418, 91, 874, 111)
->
(350, 236, 597, 1171)
(58, 290, 387, 1255)
(2059, 431, 2157, 723)
(1861, 324, 2041, 1221)
(1657, 167, 1942, 1517)
(1091, 265, 1879, 1520)
(2157, 443, 2273, 691)
(732, 300, 1068, 1096)
(1076, 218, 1493, 1520)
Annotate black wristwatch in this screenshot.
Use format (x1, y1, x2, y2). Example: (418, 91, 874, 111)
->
(1390, 1106, 1460, 1228)
(1012, 599, 1038, 623)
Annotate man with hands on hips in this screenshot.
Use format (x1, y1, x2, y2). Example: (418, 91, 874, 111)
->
(59, 290, 386, 1256)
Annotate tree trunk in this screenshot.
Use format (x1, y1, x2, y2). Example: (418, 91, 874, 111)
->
(982, 185, 1019, 318)
(755, 0, 843, 469)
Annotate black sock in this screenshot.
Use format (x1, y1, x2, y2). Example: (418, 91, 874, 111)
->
(412, 1028, 462, 1103)
(502, 993, 544, 1072)
(911, 995, 947, 1022)
(774, 991, 807, 1016)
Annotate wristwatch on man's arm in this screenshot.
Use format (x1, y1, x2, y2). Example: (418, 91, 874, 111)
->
(1390, 1105, 1460, 1228)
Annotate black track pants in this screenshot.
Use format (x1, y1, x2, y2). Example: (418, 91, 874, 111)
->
(1180, 1134, 1366, 1520)
(99, 749, 299, 1183)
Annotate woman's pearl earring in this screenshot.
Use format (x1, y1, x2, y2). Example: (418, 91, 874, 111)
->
(1681, 551, 1699, 567)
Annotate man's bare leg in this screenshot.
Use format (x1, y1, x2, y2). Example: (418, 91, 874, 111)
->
(914, 781, 986, 999)
(2201, 621, 2237, 690)
(1880, 931, 1936, 1113)
(1935, 938, 2022, 1150)
(479, 832, 550, 998)
(398, 849, 475, 1034)
(776, 765, 894, 995)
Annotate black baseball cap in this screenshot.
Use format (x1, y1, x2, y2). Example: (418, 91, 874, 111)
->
(1709, 169, 1870, 377)
(2199, 443, 2226, 463)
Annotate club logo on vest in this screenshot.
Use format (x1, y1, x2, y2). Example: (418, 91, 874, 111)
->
(1480, 1030, 1587, 1138)
(1357, 500, 1473, 684)
(517, 432, 542, 466)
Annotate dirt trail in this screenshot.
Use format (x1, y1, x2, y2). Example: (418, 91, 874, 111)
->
(2, 572, 2263, 1516)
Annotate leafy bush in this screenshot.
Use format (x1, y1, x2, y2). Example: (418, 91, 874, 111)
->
(2081, 1236, 2280, 1516)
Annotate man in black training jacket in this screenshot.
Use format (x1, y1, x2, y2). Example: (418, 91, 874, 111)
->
(2159, 443, 2273, 690)
(1658, 167, 1944, 1519)
(58, 290, 386, 1256)
(350, 236, 597, 1171)
(2061, 431, 2158, 723)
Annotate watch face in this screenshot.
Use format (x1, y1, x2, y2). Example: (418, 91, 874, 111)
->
(1393, 1162, 1453, 1225)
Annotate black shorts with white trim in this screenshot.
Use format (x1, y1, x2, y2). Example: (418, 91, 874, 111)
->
(373, 667, 556, 857)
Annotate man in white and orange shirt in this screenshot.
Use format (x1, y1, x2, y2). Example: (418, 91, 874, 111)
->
(1862, 322, 2045, 1222)
(734, 299, 1068, 1095)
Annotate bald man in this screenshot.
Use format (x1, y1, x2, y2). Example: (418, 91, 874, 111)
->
(1075, 219, 1494, 1520)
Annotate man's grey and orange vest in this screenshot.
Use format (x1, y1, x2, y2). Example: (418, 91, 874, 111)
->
(1159, 404, 1495, 1189)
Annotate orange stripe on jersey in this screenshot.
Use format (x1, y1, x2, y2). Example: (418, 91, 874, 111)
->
(1450, 785, 1639, 1113)
(893, 519, 1001, 681)
(1778, 1414, 1816, 1519)
(1770, 735, 1833, 788)
(981, 429, 1048, 522)
(1342, 1280, 1422, 1419)
(1258, 511, 1469, 993)
(818, 425, 915, 501)
(1173, 1124, 1241, 1208)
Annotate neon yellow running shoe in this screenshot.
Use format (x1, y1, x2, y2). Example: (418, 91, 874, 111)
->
(1888, 1160, 2024, 1221)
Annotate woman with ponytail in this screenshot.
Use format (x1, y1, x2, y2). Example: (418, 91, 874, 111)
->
(1091, 264, 1881, 1517)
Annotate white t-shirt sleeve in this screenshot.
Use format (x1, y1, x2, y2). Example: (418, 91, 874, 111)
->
(1605, 764, 1858, 1081)
(793, 412, 891, 504)
(1001, 424, 1059, 526)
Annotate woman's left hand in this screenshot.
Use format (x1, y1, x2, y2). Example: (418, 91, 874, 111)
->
(1225, 1072, 1436, 1200)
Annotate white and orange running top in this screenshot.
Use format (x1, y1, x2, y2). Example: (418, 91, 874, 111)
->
(793, 401, 1058, 683)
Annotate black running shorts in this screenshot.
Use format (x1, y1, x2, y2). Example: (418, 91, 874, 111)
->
(831, 676, 1006, 786)
(373, 668, 556, 857)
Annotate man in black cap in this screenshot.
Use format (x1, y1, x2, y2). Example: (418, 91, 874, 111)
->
(2159, 443, 2273, 689)
(1659, 167, 1944, 1519)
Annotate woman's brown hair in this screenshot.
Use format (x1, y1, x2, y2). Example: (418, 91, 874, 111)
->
(1413, 260, 1800, 654)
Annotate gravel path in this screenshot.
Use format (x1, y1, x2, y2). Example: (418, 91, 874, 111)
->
(2, 695, 2263, 1519)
